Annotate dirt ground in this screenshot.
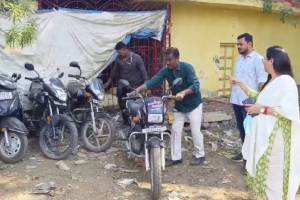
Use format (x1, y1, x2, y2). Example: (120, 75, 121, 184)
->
(0, 99, 299, 200)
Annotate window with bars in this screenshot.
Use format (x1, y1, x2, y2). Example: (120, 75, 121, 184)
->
(218, 43, 236, 97)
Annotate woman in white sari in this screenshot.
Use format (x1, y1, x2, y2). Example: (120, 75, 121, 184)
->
(231, 46, 300, 200)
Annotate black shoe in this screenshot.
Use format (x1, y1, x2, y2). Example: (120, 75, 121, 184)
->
(165, 159, 183, 167)
(231, 153, 243, 162)
(190, 156, 205, 166)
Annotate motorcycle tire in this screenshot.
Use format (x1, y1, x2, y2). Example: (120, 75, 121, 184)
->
(81, 116, 115, 153)
(39, 115, 78, 160)
(0, 131, 28, 163)
(150, 147, 162, 200)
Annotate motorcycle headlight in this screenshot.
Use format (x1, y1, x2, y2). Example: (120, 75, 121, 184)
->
(56, 89, 67, 102)
(97, 92, 105, 101)
(51, 85, 67, 102)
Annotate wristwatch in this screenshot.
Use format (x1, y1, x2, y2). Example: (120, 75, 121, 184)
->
(260, 107, 266, 114)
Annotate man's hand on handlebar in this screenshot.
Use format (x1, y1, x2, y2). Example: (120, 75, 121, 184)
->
(127, 90, 138, 97)
(175, 92, 185, 101)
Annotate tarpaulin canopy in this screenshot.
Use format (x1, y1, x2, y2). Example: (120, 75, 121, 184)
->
(0, 8, 167, 91)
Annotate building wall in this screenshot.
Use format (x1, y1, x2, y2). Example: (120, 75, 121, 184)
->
(170, 2, 300, 97)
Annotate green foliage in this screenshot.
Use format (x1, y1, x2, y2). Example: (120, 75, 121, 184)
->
(279, 7, 294, 23)
(263, 0, 273, 14)
(262, 0, 298, 27)
(5, 20, 36, 48)
(0, 0, 37, 48)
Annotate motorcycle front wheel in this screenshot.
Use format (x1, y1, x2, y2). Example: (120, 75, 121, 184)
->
(150, 147, 162, 200)
(39, 115, 78, 160)
(0, 131, 28, 163)
(81, 116, 115, 152)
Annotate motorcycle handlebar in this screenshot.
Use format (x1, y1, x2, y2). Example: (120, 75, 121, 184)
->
(162, 95, 176, 100)
(25, 77, 42, 82)
(122, 95, 176, 101)
(68, 74, 87, 80)
(25, 77, 34, 81)
(122, 96, 140, 101)
(68, 74, 78, 78)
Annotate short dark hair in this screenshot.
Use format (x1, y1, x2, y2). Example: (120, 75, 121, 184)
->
(165, 47, 180, 58)
(237, 33, 253, 43)
(115, 41, 128, 50)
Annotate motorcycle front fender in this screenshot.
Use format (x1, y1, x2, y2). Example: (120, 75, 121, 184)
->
(146, 136, 162, 149)
(0, 117, 28, 135)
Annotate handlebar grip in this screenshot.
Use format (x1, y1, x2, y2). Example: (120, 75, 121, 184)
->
(25, 77, 33, 81)
(162, 95, 176, 100)
(68, 74, 82, 80)
(68, 74, 76, 78)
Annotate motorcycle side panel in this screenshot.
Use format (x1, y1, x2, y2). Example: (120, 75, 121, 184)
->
(0, 74, 17, 90)
(0, 90, 22, 117)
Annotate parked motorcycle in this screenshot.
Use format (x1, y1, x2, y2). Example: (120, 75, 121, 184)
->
(120, 78, 182, 200)
(66, 61, 115, 152)
(23, 63, 78, 160)
(0, 73, 28, 163)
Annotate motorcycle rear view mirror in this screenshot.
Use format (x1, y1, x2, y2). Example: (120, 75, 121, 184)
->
(24, 63, 40, 78)
(69, 61, 82, 76)
(58, 72, 64, 78)
(56, 68, 64, 78)
(172, 78, 183, 87)
(17, 74, 21, 80)
(69, 61, 80, 69)
(119, 79, 130, 88)
(24, 63, 35, 71)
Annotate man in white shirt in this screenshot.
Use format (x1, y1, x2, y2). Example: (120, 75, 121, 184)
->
(230, 33, 268, 162)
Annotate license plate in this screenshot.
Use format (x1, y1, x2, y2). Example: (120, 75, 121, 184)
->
(148, 114, 163, 123)
(0, 92, 13, 100)
(142, 126, 167, 133)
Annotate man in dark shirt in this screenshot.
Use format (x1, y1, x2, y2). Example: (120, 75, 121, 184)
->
(130, 47, 205, 167)
(104, 41, 147, 123)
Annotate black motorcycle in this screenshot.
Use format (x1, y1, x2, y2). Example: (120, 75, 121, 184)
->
(66, 61, 115, 152)
(23, 63, 78, 160)
(120, 78, 182, 200)
(0, 73, 28, 163)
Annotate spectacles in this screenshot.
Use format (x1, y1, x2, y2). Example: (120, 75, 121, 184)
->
(165, 57, 175, 62)
(263, 58, 270, 62)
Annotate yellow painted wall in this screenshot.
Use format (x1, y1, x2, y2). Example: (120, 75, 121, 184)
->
(170, 2, 300, 97)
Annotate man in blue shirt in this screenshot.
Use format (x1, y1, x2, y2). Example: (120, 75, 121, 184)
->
(131, 47, 205, 166)
(230, 33, 267, 162)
